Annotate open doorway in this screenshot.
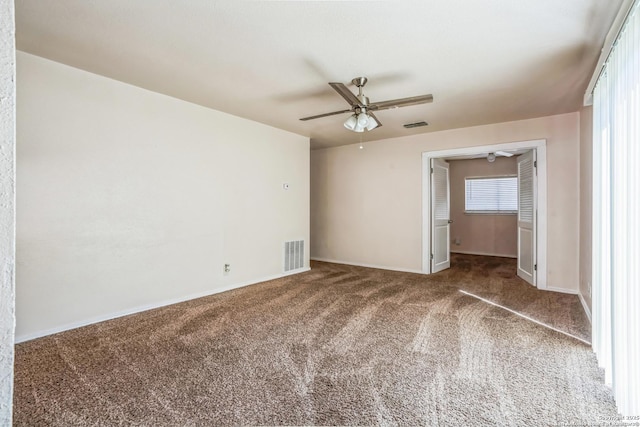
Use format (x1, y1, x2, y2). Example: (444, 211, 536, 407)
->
(449, 154, 519, 255)
(422, 139, 547, 290)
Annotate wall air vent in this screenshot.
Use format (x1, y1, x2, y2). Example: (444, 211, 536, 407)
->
(403, 121, 429, 129)
(284, 240, 305, 273)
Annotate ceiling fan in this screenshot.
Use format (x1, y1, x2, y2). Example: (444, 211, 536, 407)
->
(299, 77, 433, 133)
(487, 151, 515, 162)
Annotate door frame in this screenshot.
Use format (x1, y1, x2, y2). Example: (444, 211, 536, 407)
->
(421, 139, 547, 290)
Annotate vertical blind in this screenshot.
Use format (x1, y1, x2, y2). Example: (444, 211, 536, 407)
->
(465, 177, 517, 212)
(592, 0, 640, 416)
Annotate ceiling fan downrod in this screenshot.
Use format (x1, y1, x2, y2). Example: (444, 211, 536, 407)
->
(352, 77, 369, 106)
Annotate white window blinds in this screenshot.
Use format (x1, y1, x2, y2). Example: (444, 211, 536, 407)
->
(592, 0, 640, 417)
(465, 177, 517, 213)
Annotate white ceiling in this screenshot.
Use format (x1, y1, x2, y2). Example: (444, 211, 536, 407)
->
(16, 1, 622, 149)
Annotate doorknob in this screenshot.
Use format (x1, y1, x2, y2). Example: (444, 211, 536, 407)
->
(448, 220, 453, 224)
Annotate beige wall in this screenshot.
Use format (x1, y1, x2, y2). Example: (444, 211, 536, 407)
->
(449, 157, 518, 258)
(16, 52, 310, 341)
(579, 106, 593, 315)
(311, 112, 580, 292)
(0, 0, 16, 421)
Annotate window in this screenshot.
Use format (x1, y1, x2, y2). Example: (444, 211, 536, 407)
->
(465, 176, 517, 214)
(592, 0, 640, 416)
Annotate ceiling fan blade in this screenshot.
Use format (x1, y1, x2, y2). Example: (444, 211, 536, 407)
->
(368, 94, 433, 111)
(495, 150, 514, 157)
(329, 82, 361, 107)
(368, 112, 383, 128)
(299, 109, 352, 121)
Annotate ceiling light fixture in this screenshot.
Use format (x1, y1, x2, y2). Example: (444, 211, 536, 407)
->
(366, 114, 379, 131)
(343, 115, 357, 131)
(357, 112, 369, 127)
(344, 109, 379, 133)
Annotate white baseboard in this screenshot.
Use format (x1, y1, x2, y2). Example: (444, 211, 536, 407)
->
(15, 267, 310, 344)
(310, 258, 424, 274)
(450, 250, 517, 259)
(544, 286, 579, 295)
(578, 293, 592, 323)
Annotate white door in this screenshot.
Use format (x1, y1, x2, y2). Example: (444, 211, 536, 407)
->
(431, 158, 451, 273)
(517, 150, 536, 285)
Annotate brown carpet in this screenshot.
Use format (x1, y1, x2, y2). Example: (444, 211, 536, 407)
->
(13, 254, 617, 426)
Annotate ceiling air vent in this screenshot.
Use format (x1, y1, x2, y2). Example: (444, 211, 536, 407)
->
(403, 121, 429, 129)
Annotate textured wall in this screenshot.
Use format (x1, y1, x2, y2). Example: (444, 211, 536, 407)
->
(0, 0, 16, 422)
(16, 52, 309, 341)
(449, 157, 518, 258)
(311, 113, 581, 292)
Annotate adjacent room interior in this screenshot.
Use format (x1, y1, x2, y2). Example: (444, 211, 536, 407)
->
(448, 154, 519, 260)
(1, 0, 639, 424)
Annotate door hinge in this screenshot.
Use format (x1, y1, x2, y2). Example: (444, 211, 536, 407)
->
(430, 253, 434, 260)
(430, 167, 434, 174)
(534, 264, 537, 271)
(534, 160, 537, 168)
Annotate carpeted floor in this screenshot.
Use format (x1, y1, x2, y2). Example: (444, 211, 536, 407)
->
(13, 254, 618, 426)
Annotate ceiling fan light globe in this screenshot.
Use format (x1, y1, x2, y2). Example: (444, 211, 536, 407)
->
(354, 122, 365, 132)
(344, 115, 357, 131)
(366, 117, 379, 131)
(357, 112, 369, 127)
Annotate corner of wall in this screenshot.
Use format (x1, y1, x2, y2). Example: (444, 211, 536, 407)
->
(0, 0, 16, 422)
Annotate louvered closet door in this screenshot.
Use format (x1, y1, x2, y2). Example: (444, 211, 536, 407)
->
(517, 150, 536, 285)
(431, 159, 451, 273)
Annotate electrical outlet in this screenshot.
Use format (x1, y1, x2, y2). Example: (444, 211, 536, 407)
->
(224, 263, 231, 275)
